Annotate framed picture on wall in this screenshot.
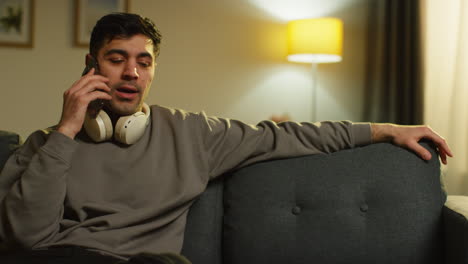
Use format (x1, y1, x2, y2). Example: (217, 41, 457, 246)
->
(74, 0, 129, 47)
(0, 0, 34, 48)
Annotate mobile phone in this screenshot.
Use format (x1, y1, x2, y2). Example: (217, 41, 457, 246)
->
(82, 56, 98, 76)
(82, 57, 105, 116)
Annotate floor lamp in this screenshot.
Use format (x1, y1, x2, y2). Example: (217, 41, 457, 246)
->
(287, 18, 343, 122)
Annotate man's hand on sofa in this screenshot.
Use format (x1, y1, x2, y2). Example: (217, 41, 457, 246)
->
(371, 124, 453, 165)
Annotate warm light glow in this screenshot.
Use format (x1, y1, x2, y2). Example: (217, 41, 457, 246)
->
(287, 18, 343, 63)
(247, 0, 346, 22)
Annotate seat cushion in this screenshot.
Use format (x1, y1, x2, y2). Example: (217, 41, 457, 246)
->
(223, 142, 445, 264)
(182, 177, 224, 264)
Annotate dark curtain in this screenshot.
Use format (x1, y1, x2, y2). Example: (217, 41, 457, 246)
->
(364, 0, 424, 125)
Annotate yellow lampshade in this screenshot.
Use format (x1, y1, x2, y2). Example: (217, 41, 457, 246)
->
(287, 18, 343, 63)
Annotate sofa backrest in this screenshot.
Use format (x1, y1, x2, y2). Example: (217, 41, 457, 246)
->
(0, 132, 445, 264)
(183, 142, 446, 264)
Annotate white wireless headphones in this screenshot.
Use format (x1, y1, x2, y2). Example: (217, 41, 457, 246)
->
(84, 103, 151, 145)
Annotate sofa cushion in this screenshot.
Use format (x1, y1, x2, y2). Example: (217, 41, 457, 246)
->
(223, 142, 445, 264)
(0, 131, 22, 171)
(182, 177, 224, 264)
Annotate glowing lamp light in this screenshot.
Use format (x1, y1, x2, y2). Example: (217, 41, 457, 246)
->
(287, 18, 343, 63)
(286, 17, 343, 122)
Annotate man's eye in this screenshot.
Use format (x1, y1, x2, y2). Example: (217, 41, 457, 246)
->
(109, 58, 124, 64)
(138, 61, 151, 68)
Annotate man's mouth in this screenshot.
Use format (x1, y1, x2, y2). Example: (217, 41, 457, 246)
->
(115, 85, 139, 99)
(117, 85, 138, 93)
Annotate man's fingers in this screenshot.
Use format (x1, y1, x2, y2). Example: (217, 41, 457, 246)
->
(84, 90, 113, 103)
(87, 67, 96, 75)
(409, 136, 451, 165)
(67, 74, 109, 95)
(62, 83, 111, 122)
(69, 68, 96, 87)
(423, 129, 454, 157)
(438, 141, 453, 158)
(67, 80, 111, 106)
(388, 125, 452, 165)
(83, 67, 95, 76)
(428, 136, 453, 157)
(407, 141, 432, 161)
(439, 150, 448, 165)
(75, 81, 111, 97)
(95, 91, 112, 100)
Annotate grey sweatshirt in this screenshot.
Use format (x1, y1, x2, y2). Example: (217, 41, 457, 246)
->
(0, 105, 371, 259)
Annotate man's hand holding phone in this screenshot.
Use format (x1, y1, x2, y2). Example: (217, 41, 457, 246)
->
(57, 68, 112, 139)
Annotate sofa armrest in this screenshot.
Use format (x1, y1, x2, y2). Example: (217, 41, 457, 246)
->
(0, 130, 22, 171)
(0, 131, 23, 252)
(444, 195, 468, 264)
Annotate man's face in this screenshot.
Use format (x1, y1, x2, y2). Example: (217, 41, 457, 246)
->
(94, 34, 155, 116)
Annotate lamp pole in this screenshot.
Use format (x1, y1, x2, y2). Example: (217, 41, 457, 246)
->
(311, 63, 318, 122)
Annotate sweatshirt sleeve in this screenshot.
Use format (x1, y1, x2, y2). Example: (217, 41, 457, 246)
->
(198, 115, 372, 179)
(0, 130, 78, 248)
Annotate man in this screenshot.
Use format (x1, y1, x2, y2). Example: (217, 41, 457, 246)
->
(0, 13, 452, 264)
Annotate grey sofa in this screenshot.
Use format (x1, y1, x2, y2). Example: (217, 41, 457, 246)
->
(0, 130, 467, 264)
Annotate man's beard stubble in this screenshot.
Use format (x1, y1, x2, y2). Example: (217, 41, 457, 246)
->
(105, 81, 144, 116)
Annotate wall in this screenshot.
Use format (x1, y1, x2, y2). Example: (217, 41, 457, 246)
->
(0, 0, 370, 139)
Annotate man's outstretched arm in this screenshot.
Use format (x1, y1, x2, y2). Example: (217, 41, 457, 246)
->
(371, 124, 453, 165)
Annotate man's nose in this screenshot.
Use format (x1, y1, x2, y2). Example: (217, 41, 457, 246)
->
(122, 62, 139, 80)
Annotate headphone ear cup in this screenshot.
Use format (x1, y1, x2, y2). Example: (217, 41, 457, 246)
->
(84, 110, 113, 142)
(114, 112, 147, 145)
(114, 103, 150, 145)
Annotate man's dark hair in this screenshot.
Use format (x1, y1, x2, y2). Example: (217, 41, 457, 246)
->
(89, 13, 162, 59)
